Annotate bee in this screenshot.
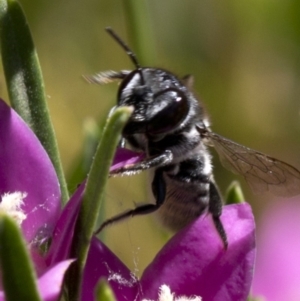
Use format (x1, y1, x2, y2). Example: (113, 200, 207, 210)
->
(87, 28, 300, 248)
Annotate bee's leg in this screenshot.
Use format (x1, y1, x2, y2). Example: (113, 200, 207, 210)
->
(209, 181, 228, 249)
(83, 70, 131, 85)
(110, 150, 173, 176)
(95, 169, 166, 234)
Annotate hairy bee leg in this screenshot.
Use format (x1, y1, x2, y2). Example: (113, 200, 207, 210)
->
(83, 70, 131, 84)
(95, 170, 166, 234)
(110, 150, 173, 176)
(209, 181, 228, 249)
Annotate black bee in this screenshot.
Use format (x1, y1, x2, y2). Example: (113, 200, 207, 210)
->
(87, 28, 300, 248)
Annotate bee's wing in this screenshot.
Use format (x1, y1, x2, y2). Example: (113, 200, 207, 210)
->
(207, 131, 300, 197)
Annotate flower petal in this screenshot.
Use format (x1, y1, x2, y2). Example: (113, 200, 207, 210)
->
(111, 148, 145, 172)
(82, 237, 139, 301)
(38, 259, 74, 301)
(252, 198, 300, 301)
(45, 182, 85, 266)
(45, 147, 143, 266)
(0, 99, 61, 242)
(140, 203, 255, 301)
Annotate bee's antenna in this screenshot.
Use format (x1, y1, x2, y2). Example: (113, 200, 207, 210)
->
(105, 27, 145, 84)
(105, 27, 140, 69)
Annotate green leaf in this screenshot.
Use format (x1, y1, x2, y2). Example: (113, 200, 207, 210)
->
(67, 106, 132, 301)
(95, 279, 117, 301)
(0, 0, 69, 204)
(0, 213, 42, 301)
(225, 181, 245, 204)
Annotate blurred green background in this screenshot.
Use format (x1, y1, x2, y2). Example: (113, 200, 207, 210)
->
(1, 0, 300, 276)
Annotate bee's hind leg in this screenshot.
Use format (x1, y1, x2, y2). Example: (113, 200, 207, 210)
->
(209, 181, 228, 249)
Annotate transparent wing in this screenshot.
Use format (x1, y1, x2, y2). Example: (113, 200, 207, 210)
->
(207, 131, 300, 197)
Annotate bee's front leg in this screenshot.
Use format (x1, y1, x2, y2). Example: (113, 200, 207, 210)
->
(109, 150, 173, 177)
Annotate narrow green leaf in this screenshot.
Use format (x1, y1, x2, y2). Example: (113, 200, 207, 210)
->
(0, 214, 42, 301)
(0, 0, 69, 204)
(122, 0, 156, 65)
(225, 181, 245, 204)
(68, 106, 132, 301)
(95, 279, 117, 301)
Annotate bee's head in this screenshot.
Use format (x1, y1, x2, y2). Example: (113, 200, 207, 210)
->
(105, 27, 190, 137)
(117, 68, 190, 137)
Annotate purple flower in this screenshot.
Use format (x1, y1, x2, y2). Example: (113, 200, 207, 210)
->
(0, 100, 61, 246)
(252, 198, 300, 301)
(0, 98, 256, 301)
(81, 203, 256, 301)
(0, 98, 145, 300)
(45, 148, 145, 267)
(0, 99, 73, 300)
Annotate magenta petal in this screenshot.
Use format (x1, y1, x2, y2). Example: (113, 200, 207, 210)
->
(0, 100, 61, 242)
(111, 148, 145, 172)
(140, 204, 255, 301)
(252, 198, 300, 301)
(82, 237, 139, 301)
(38, 259, 74, 301)
(45, 182, 85, 266)
(46, 148, 144, 267)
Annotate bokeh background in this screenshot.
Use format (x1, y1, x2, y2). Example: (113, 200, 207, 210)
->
(1, 0, 300, 277)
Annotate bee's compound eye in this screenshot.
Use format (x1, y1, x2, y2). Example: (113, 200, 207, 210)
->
(118, 70, 143, 105)
(147, 88, 189, 135)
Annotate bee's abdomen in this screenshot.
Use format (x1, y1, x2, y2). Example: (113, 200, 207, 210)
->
(156, 156, 212, 232)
